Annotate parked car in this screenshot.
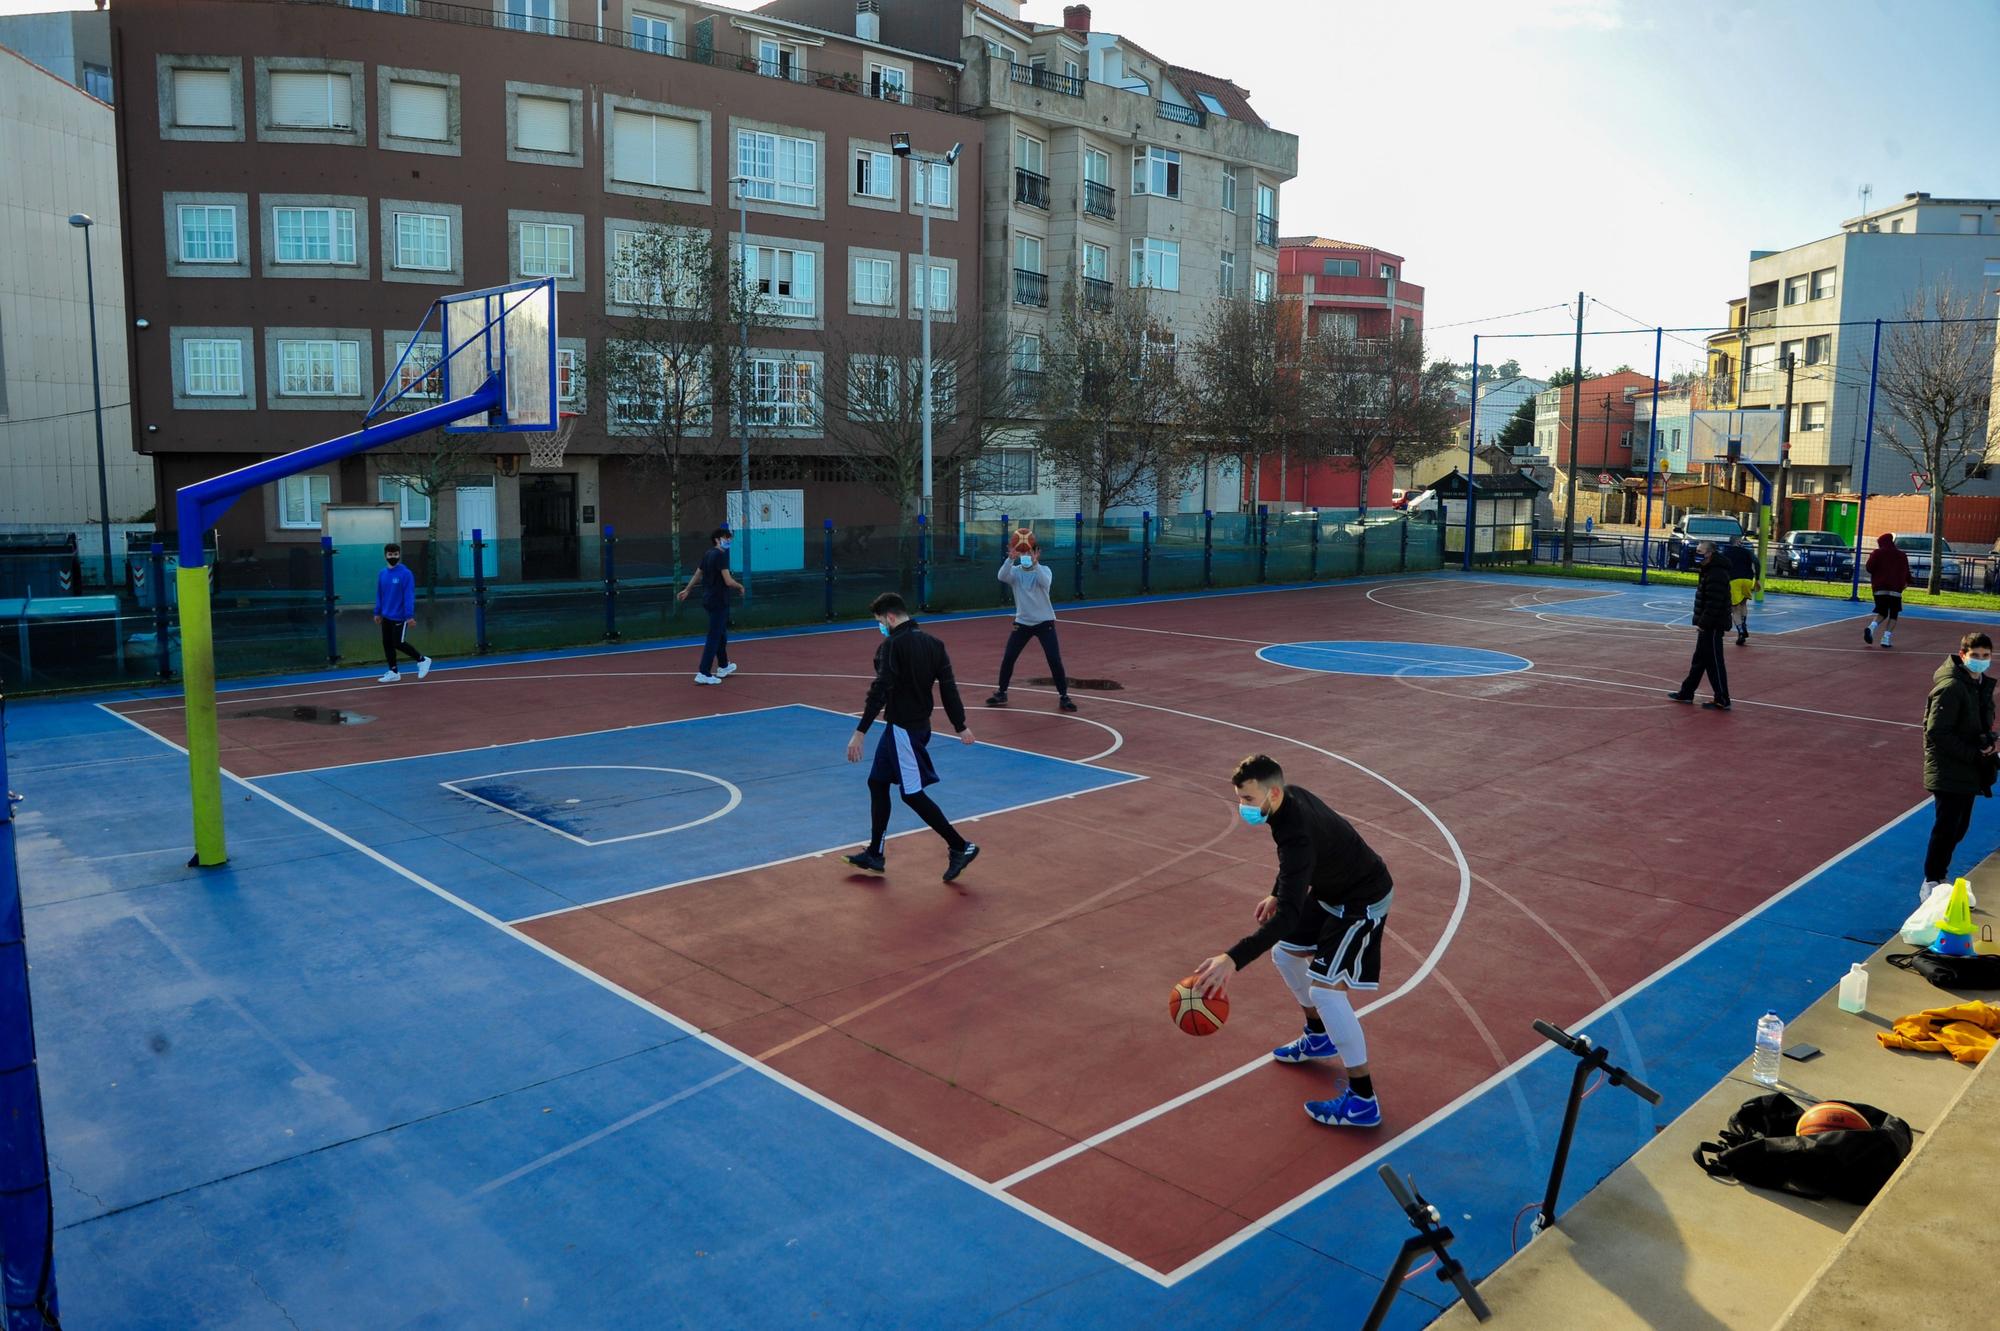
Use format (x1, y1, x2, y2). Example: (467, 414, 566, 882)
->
(1661, 514, 1745, 569)
(1890, 532, 1963, 591)
(1772, 530, 1854, 579)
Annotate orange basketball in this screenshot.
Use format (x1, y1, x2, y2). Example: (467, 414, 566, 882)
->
(1795, 1101, 1871, 1136)
(1012, 527, 1035, 554)
(1169, 976, 1229, 1036)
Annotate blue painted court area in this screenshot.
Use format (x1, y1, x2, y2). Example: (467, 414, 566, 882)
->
(252, 703, 1138, 920)
(1434, 570, 2000, 632)
(1257, 641, 1531, 678)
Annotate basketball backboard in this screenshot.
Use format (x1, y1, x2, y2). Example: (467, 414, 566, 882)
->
(439, 278, 558, 433)
(1689, 409, 1782, 466)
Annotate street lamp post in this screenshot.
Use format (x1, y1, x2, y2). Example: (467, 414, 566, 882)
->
(69, 213, 113, 589)
(890, 134, 962, 530)
(729, 176, 754, 597)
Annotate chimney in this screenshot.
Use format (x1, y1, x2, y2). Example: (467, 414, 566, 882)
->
(1063, 5, 1092, 33)
(855, 0, 881, 43)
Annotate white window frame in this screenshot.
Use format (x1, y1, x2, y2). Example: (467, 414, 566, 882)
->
(854, 148, 895, 200)
(916, 160, 952, 209)
(737, 129, 817, 207)
(177, 204, 238, 264)
(269, 70, 354, 129)
(556, 347, 581, 406)
(1810, 267, 1836, 300)
(610, 228, 699, 309)
(747, 356, 817, 428)
(977, 446, 1037, 495)
(757, 37, 805, 81)
(914, 263, 951, 313)
(278, 339, 362, 397)
(1129, 236, 1180, 291)
(1256, 183, 1277, 222)
(1017, 133, 1046, 176)
(1016, 233, 1044, 274)
(1221, 167, 1238, 213)
(743, 245, 817, 318)
(1783, 274, 1807, 306)
(868, 63, 909, 104)
(1081, 241, 1109, 283)
(394, 338, 443, 403)
(1219, 250, 1235, 297)
(278, 474, 332, 529)
(1082, 148, 1110, 187)
(630, 10, 675, 54)
(502, 0, 555, 35)
(1254, 269, 1275, 303)
(393, 211, 452, 272)
(274, 206, 357, 265)
(1800, 401, 1827, 432)
(520, 221, 575, 278)
(378, 475, 432, 528)
(853, 255, 894, 307)
(1131, 146, 1180, 198)
(183, 338, 244, 396)
(1011, 332, 1043, 374)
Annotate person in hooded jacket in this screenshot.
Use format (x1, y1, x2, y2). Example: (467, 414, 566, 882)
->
(1669, 540, 1735, 710)
(1920, 631, 1997, 900)
(1865, 532, 1911, 648)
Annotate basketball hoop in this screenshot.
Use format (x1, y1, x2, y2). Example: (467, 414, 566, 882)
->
(526, 411, 579, 469)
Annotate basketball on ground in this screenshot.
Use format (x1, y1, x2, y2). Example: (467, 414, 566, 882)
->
(1795, 1101, 1871, 1136)
(1170, 976, 1229, 1036)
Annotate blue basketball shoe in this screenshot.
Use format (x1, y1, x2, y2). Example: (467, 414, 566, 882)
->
(1271, 1029, 1339, 1063)
(1305, 1090, 1381, 1128)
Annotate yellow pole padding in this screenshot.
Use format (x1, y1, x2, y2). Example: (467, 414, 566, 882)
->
(177, 565, 227, 866)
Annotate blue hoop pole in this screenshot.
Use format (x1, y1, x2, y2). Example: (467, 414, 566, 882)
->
(1640, 328, 1663, 585)
(602, 524, 618, 641)
(471, 528, 488, 653)
(321, 535, 338, 664)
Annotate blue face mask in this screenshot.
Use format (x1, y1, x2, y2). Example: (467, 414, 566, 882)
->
(1238, 802, 1267, 826)
(1967, 657, 1992, 675)
(1018, 554, 1034, 568)
(878, 622, 891, 637)
(718, 540, 731, 551)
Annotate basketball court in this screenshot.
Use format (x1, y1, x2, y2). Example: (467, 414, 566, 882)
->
(15, 568, 2000, 1326)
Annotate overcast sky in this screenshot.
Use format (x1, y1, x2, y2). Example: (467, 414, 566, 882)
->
(14, 0, 1996, 375)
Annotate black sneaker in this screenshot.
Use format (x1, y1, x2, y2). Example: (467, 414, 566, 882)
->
(1668, 692, 1694, 704)
(1736, 632, 1748, 646)
(844, 850, 886, 874)
(943, 843, 980, 883)
(1703, 701, 1732, 712)
(1864, 625, 1874, 644)
(1058, 696, 1078, 713)
(985, 692, 1009, 707)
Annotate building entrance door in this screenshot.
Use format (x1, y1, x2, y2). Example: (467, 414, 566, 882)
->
(519, 473, 578, 581)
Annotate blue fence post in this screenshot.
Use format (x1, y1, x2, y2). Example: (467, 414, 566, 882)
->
(1309, 512, 1321, 580)
(1256, 505, 1269, 583)
(822, 518, 835, 620)
(1203, 509, 1214, 587)
(471, 527, 489, 655)
(150, 541, 171, 679)
(1849, 319, 1884, 603)
(0, 695, 61, 1329)
(1140, 511, 1152, 594)
(1399, 516, 1410, 572)
(1073, 512, 1084, 599)
(602, 524, 619, 641)
(916, 513, 930, 610)
(320, 535, 338, 665)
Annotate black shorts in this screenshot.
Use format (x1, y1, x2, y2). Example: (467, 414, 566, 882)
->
(1873, 591, 1902, 618)
(869, 724, 940, 791)
(1280, 888, 1392, 991)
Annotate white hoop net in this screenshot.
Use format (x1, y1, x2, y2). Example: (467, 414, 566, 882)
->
(525, 414, 578, 469)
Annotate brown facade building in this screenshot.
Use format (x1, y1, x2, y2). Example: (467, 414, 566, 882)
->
(111, 0, 982, 577)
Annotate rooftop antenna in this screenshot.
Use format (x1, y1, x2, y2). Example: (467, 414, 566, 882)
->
(1858, 183, 1873, 216)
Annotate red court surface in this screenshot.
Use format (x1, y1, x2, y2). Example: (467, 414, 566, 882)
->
(110, 575, 1945, 1279)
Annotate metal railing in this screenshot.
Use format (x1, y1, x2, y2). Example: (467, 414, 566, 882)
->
(1157, 100, 1205, 126)
(1013, 269, 1048, 307)
(1014, 168, 1050, 210)
(1083, 179, 1116, 220)
(302, 0, 978, 115)
(1007, 62, 1085, 97)
(1256, 214, 1279, 247)
(1081, 276, 1113, 312)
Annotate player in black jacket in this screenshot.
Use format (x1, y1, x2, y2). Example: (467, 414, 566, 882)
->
(844, 592, 981, 882)
(1193, 754, 1393, 1128)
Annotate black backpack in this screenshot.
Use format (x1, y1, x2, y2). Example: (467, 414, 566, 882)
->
(1692, 1093, 1912, 1205)
(1886, 950, 2000, 990)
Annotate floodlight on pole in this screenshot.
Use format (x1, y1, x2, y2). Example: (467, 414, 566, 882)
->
(69, 212, 114, 588)
(893, 137, 963, 539)
(729, 174, 754, 596)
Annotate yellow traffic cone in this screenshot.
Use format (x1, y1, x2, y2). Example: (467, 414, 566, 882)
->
(1928, 877, 1976, 957)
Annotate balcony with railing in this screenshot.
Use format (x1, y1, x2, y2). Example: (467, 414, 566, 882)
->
(1157, 100, 1205, 127)
(1256, 214, 1279, 248)
(1081, 277, 1113, 312)
(1013, 269, 1049, 307)
(1015, 169, 1050, 211)
(1008, 62, 1085, 97)
(1083, 180, 1116, 221)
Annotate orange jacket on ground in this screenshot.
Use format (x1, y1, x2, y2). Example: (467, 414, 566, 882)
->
(1876, 1001, 2000, 1065)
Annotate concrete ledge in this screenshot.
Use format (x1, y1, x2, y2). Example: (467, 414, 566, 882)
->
(1432, 864, 1998, 1331)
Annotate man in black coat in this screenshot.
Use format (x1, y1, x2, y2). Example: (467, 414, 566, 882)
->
(1669, 540, 1734, 711)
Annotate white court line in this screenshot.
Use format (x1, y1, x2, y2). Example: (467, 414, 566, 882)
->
(1525, 669, 1919, 729)
(89, 700, 1184, 1288)
(1143, 796, 1934, 1285)
(438, 766, 743, 847)
(787, 700, 1132, 768)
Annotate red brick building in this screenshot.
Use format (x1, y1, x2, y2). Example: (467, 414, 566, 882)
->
(1531, 371, 1665, 473)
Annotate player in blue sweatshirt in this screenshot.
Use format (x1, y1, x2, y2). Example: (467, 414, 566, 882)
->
(373, 543, 430, 682)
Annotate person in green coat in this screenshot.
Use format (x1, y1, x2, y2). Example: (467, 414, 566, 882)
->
(1921, 630, 1997, 902)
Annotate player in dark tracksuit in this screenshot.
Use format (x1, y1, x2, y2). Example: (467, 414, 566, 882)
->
(843, 592, 981, 883)
(1193, 754, 1394, 1129)
(1668, 541, 1734, 711)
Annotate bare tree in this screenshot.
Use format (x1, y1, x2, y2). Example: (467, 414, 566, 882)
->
(1033, 283, 1189, 556)
(587, 211, 775, 574)
(1184, 296, 1312, 510)
(1303, 326, 1459, 514)
(1878, 281, 1998, 592)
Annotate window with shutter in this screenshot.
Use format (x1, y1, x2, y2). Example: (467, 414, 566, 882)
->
(270, 71, 352, 129)
(388, 81, 448, 141)
(612, 109, 700, 189)
(173, 68, 233, 127)
(517, 96, 570, 153)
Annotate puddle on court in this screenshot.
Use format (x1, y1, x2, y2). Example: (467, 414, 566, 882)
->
(234, 705, 376, 726)
(1025, 677, 1122, 690)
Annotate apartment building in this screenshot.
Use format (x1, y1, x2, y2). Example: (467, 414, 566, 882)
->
(0, 43, 151, 547)
(111, 0, 980, 576)
(0, 2, 113, 102)
(1723, 192, 2000, 498)
(757, 0, 1300, 521)
(1530, 370, 1664, 474)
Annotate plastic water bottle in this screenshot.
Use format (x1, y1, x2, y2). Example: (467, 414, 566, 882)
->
(1838, 964, 1869, 1015)
(1752, 1010, 1784, 1085)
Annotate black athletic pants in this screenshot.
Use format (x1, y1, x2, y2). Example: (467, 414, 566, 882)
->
(1677, 628, 1729, 704)
(380, 619, 423, 671)
(997, 620, 1068, 696)
(868, 783, 966, 855)
(1924, 791, 1977, 882)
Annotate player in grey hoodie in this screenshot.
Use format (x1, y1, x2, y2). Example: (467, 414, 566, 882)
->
(986, 531, 1077, 713)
